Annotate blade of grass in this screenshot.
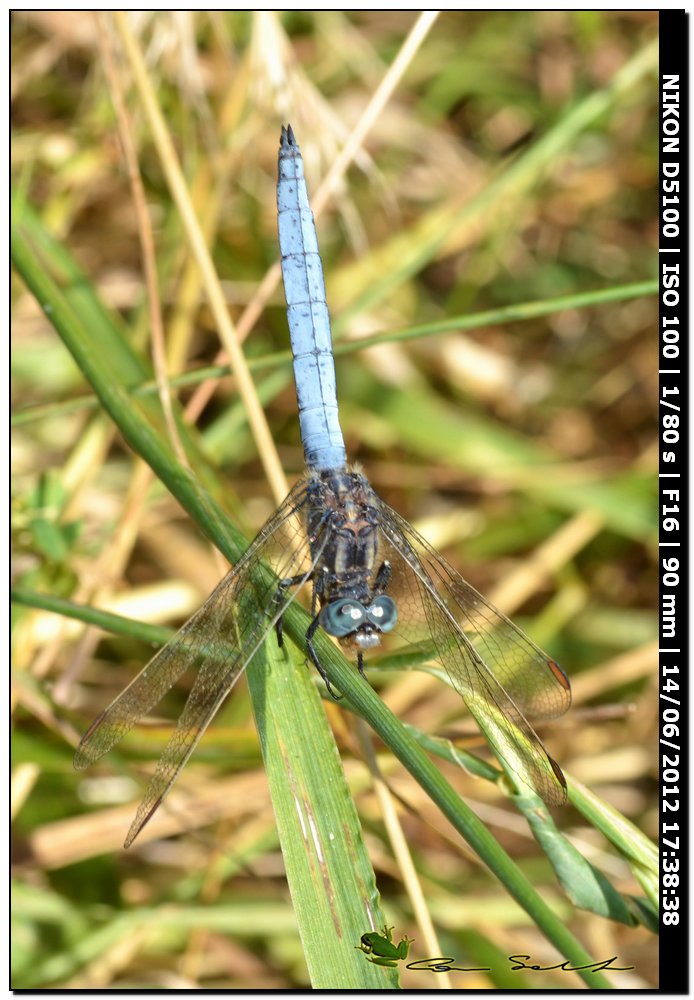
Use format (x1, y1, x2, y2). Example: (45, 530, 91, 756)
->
(568, 777, 659, 877)
(11, 587, 172, 647)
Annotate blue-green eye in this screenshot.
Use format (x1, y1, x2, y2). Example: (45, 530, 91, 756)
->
(320, 599, 366, 637)
(366, 596, 398, 632)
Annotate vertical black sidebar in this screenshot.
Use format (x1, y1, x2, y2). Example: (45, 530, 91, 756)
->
(658, 10, 688, 994)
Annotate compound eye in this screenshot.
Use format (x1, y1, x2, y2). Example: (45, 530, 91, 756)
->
(366, 595, 398, 632)
(320, 599, 366, 637)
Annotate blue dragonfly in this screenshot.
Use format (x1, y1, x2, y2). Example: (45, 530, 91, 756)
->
(75, 125, 571, 847)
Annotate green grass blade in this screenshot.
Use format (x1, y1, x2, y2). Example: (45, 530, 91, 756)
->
(568, 777, 659, 876)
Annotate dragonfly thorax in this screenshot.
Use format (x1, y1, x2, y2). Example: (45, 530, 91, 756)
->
(307, 472, 380, 590)
(305, 471, 399, 652)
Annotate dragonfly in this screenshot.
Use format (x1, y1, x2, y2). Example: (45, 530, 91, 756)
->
(75, 125, 571, 848)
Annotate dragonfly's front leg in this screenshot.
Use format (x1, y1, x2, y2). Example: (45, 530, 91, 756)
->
(356, 651, 367, 679)
(274, 568, 342, 697)
(304, 566, 345, 698)
(305, 612, 343, 701)
(273, 573, 310, 648)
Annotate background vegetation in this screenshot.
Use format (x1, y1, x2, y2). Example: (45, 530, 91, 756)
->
(12, 11, 658, 989)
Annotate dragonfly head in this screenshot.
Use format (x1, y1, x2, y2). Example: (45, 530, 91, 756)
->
(319, 595, 398, 650)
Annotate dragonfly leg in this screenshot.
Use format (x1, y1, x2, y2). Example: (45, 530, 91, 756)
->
(373, 560, 392, 595)
(273, 573, 310, 648)
(306, 613, 343, 700)
(357, 651, 367, 678)
(312, 565, 329, 616)
(307, 508, 333, 544)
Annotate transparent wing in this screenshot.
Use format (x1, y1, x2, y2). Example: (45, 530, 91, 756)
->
(74, 479, 316, 845)
(378, 503, 571, 720)
(372, 495, 570, 805)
